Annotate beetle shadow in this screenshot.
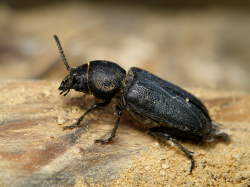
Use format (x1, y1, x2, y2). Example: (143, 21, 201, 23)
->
(63, 94, 96, 111)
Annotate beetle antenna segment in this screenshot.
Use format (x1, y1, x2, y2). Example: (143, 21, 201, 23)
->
(54, 35, 71, 71)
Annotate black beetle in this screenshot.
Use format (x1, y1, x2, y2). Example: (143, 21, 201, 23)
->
(54, 35, 230, 174)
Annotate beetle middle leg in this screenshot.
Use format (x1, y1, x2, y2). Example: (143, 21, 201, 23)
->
(63, 100, 111, 130)
(95, 105, 122, 144)
(149, 127, 194, 174)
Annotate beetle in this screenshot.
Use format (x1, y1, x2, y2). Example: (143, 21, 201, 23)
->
(54, 35, 230, 174)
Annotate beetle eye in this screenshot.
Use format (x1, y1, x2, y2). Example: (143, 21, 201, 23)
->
(72, 74, 77, 82)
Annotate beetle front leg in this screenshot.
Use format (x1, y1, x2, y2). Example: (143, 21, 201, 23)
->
(149, 128, 194, 174)
(63, 100, 111, 130)
(95, 105, 122, 144)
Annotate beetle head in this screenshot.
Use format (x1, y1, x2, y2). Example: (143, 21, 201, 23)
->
(58, 65, 89, 96)
(54, 35, 89, 96)
(58, 69, 76, 96)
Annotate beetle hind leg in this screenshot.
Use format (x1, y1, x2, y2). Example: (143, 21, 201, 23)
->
(95, 105, 122, 144)
(149, 128, 194, 174)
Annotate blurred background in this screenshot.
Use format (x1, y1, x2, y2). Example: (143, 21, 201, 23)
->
(0, 0, 249, 92)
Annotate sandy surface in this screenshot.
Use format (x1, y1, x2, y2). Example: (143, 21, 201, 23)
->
(0, 80, 249, 186)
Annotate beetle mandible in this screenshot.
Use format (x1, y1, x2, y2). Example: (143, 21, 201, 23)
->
(54, 35, 230, 174)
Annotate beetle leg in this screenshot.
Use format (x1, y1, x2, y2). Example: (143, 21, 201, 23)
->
(63, 100, 111, 130)
(149, 128, 194, 174)
(95, 105, 122, 144)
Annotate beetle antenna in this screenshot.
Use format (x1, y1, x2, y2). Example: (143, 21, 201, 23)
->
(54, 35, 71, 71)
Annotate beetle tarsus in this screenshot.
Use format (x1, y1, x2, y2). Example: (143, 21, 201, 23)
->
(63, 124, 76, 130)
(189, 156, 194, 175)
(94, 139, 108, 144)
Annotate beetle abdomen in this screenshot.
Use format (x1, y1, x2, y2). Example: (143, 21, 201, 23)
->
(123, 67, 211, 137)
